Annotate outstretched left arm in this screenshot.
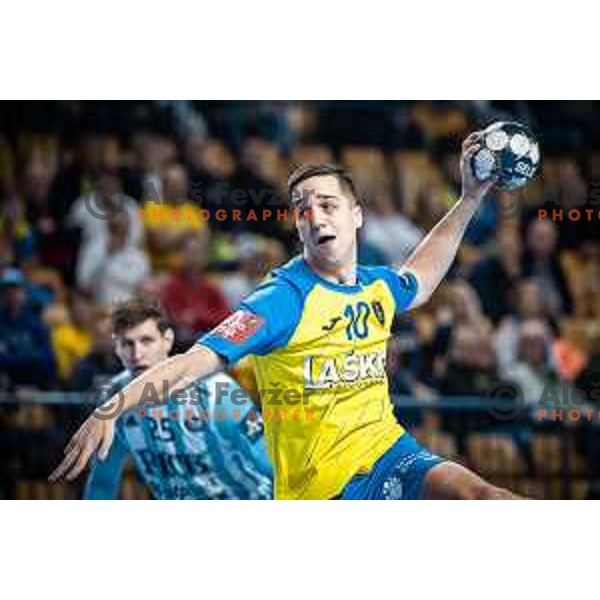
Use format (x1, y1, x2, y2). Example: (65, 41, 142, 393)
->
(400, 131, 496, 309)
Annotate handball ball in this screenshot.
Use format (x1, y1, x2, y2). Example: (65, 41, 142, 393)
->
(471, 121, 541, 191)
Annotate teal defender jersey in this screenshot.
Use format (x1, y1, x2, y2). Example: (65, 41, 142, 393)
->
(84, 371, 272, 499)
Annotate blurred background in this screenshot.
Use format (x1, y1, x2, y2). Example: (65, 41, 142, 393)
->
(0, 100, 599, 499)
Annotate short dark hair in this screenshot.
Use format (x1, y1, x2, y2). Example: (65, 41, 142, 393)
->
(287, 163, 363, 207)
(110, 298, 172, 337)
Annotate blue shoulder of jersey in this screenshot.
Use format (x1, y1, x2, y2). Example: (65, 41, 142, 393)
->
(357, 264, 419, 313)
(198, 255, 310, 365)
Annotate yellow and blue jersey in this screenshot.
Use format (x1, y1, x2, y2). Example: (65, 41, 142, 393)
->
(199, 255, 419, 499)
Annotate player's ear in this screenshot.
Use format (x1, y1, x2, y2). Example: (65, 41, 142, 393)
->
(352, 200, 363, 230)
(164, 327, 175, 352)
(112, 334, 125, 363)
(294, 211, 305, 242)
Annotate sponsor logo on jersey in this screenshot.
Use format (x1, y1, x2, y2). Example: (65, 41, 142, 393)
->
(213, 310, 265, 343)
(303, 350, 387, 389)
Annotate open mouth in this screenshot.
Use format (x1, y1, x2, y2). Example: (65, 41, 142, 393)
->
(317, 234, 336, 246)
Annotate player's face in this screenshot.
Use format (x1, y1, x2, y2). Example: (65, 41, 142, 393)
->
(114, 319, 174, 375)
(293, 175, 363, 272)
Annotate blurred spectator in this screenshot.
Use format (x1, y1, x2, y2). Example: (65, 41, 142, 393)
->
(469, 226, 522, 323)
(524, 158, 596, 249)
(20, 158, 79, 280)
(220, 234, 274, 307)
(158, 101, 208, 140)
(67, 314, 121, 390)
(184, 136, 236, 217)
(245, 101, 296, 152)
(431, 280, 493, 383)
(76, 210, 151, 306)
(67, 167, 143, 248)
(231, 136, 288, 242)
(412, 102, 468, 142)
(316, 101, 399, 149)
(125, 133, 178, 202)
(142, 162, 206, 271)
(494, 278, 555, 373)
(19, 250, 65, 310)
(261, 235, 287, 272)
(500, 319, 562, 404)
(362, 191, 423, 265)
(522, 219, 572, 316)
(51, 290, 94, 383)
(161, 232, 231, 341)
(1, 192, 36, 263)
(565, 240, 600, 319)
(0, 224, 59, 312)
(0, 268, 56, 388)
(49, 134, 103, 208)
(438, 325, 500, 396)
(123, 134, 162, 201)
(387, 315, 435, 399)
(575, 329, 600, 400)
(357, 235, 388, 266)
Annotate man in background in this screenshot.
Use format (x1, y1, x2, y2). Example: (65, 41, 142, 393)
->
(82, 299, 271, 500)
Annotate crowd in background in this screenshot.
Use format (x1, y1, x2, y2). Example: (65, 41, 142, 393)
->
(1, 100, 599, 498)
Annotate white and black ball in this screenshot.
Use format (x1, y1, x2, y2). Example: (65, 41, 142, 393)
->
(471, 121, 541, 191)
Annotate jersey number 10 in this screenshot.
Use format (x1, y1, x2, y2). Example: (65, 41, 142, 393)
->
(344, 302, 370, 340)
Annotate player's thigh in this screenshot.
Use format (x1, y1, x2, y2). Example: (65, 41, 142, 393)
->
(422, 460, 518, 500)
